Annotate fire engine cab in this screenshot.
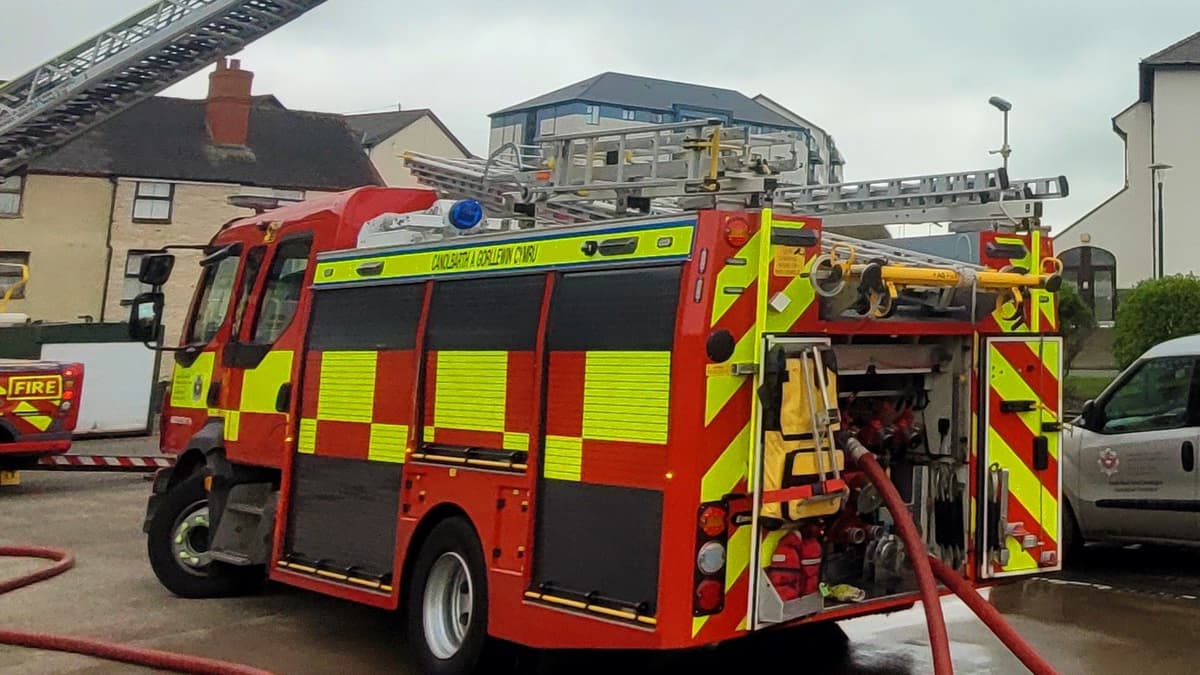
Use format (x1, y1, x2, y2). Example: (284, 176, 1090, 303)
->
(129, 120, 1067, 674)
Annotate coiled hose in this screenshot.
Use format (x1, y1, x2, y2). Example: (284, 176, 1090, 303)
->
(0, 545, 273, 675)
(842, 436, 1058, 675)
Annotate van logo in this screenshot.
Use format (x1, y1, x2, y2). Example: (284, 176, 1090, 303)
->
(7, 375, 62, 400)
(1098, 448, 1119, 477)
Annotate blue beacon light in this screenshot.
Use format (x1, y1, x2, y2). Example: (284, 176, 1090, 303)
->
(447, 199, 484, 230)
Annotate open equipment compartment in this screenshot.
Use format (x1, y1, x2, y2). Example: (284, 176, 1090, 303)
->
(754, 335, 972, 624)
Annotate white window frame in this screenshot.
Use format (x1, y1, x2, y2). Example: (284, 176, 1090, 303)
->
(0, 175, 24, 217)
(621, 109, 636, 121)
(132, 181, 174, 223)
(586, 105, 600, 125)
(0, 251, 30, 300)
(121, 249, 158, 305)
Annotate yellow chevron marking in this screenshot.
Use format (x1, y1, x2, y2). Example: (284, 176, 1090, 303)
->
(988, 345, 1060, 461)
(705, 330, 755, 425)
(986, 426, 1059, 547)
(701, 422, 751, 502)
(710, 231, 761, 327)
(764, 257, 816, 334)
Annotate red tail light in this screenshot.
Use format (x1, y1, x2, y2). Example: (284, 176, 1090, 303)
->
(724, 217, 750, 247)
(693, 501, 729, 616)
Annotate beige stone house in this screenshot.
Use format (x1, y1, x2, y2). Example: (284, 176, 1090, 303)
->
(0, 59, 381, 349)
(344, 108, 474, 186)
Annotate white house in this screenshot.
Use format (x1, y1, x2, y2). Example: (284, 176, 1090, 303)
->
(345, 108, 473, 187)
(1056, 30, 1200, 324)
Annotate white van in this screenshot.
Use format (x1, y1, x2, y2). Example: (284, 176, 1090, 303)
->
(1062, 334, 1200, 556)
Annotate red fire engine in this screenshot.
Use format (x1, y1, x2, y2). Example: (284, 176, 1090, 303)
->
(128, 121, 1067, 674)
(0, 264, 85, 478)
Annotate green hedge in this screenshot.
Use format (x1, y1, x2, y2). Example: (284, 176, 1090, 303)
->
(1113, 275, 1200, 368)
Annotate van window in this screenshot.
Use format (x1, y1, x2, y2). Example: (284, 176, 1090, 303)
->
(1101, 356, 1195, 433)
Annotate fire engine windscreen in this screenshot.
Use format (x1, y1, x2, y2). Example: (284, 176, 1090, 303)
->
(758, 337, 970, 612)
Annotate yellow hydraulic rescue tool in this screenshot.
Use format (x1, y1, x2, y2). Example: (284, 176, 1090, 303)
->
(810, 241, 1063, 319)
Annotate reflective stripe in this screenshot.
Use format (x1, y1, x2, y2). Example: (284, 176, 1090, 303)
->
(240, 350, 294, 413)
(170, 351, 214, 410)
(503, 431, 529, 451)
(710, 232, 760, 326)
(314, 222, 696, 284)
(582, 351, 670, 444)
(222, 409, 240, 441)
(433, 351, 507, 432)
(13, 401, 52, 432)
(701, 422, 750, 502)
(705, 330, 754, 425)
(298, 418, 317, 454)
(317, 351, 377, 423)
(543, 435, 582, 481)
(368, 423, 408, 463)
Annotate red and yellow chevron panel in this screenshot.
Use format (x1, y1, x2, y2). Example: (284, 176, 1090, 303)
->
(984, 337, 1061, 575)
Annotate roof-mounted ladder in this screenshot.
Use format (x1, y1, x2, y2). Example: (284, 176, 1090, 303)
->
(0, 0, 329, 176)
(402, 120, 1068, 233)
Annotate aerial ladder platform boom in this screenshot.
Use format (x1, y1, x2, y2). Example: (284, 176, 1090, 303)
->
(0, 0, 329, 177)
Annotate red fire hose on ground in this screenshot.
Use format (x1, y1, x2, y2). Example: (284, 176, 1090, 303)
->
(0, 545, 273, 675)
(842, 436, 1058, 675)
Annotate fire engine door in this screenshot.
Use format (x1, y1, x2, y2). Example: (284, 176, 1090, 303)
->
(220, 234, 312, 457)
(978, 335, 1063, 578)
(750, 335, 843, 629)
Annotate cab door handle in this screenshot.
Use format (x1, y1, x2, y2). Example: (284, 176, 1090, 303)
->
(1182, 441, 1195, 472)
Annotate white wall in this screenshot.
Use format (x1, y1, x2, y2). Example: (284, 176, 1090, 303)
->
(372, 115, 470, 187)
(1152, 69, 1200, 278)
(1056, 101, 1154, 287)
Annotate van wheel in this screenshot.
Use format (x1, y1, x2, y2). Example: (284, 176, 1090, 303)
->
(405, 517, 493, 675)
(146, 472, 262, 598)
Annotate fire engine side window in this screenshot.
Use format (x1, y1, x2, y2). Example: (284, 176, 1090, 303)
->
(250, 237, 312, 344)
(425, 274, 544, 350)
(546, 265, 680, 350)
(186, 253, 241, 345)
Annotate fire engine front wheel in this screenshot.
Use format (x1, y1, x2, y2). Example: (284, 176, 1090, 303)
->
(405, 516, 493, 675)
(146, 473, 262, 598)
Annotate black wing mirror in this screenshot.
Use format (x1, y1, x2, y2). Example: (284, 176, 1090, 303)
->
(128, 292, 164, 343)
(138, 254, 175, 287)
(1079, 399, 1096, 428)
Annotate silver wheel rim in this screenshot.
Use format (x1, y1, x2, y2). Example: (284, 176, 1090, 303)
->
(171, 503, 212, 576)
(423, 552, 473, 660)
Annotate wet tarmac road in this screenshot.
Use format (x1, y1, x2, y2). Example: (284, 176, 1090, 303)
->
(4, 469, 1200, 674)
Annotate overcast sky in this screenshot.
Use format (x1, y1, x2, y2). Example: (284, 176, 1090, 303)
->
(4, 0, 1200, 232)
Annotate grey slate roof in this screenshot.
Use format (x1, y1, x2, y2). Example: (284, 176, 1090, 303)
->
(345, 109, 473, 157)
(28, 96, 381, 191)
(491, 72, 800, 128)
(1144, 30, 1200, 65)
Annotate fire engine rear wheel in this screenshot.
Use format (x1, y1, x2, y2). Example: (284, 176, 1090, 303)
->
(405, 516, 492, 675)
(146, 473, 262, 598)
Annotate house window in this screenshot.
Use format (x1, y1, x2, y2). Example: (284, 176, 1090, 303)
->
(586, 105, 599, 125)
(621, 109, 636, 121)
(132, 181, 174, 222)
(1060, 246, 1117, 324)
(121, 250, 159, 305)
(0, 251, 29, 300)
(0, 175, 23, 216)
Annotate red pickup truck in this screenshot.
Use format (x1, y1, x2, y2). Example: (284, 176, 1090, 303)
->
(0, 359, 84, 469)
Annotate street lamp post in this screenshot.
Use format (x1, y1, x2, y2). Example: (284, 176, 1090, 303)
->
(1150, 162, 1171, 279)
(988, 96, 1012, 171)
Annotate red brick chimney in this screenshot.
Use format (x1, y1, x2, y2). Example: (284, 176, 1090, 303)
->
(205, 58, 253, 146)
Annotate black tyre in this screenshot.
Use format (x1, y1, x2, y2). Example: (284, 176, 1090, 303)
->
(146, 472, 263, 598)
(404, 517, 493, 675)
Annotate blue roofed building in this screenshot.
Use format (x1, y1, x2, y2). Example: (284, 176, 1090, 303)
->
(489, 72, 844, 184)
